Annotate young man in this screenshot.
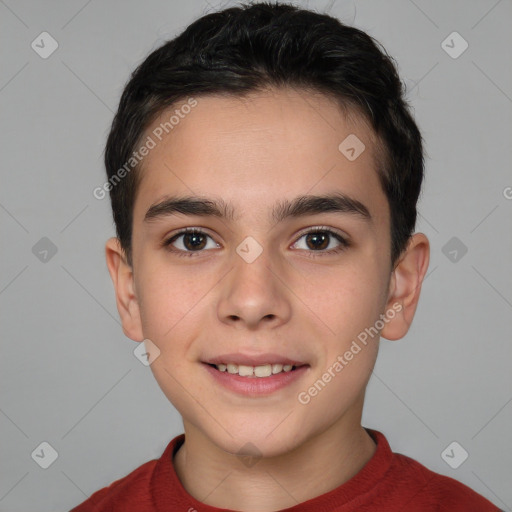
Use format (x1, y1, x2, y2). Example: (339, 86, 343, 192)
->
(73, 2, 501, 510)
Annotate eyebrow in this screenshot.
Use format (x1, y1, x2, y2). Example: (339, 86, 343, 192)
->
(143, 193, 372, 225)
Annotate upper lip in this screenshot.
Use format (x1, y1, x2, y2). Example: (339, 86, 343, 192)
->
(203, 353, 308, 367)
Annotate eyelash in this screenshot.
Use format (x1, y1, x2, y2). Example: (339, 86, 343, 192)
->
(162, 226, 350, 259)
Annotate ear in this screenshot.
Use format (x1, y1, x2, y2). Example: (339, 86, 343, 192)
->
(105, 237, 144, 342)
(380, 233, 430, 341)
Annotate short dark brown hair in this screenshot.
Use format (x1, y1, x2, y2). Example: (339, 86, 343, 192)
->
(104, 1, 424, 269)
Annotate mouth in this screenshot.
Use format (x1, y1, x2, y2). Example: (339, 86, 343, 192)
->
(201, 358, 310, 396)
(204, 362, 308, 378)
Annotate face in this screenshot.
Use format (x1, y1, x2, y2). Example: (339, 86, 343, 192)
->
(107, 87, 426, 458)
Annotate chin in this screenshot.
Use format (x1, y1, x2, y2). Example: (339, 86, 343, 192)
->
(205, 420, 307, 460)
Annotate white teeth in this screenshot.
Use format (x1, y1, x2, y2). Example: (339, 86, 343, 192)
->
(213, 362, 297, 377)
(272, 363, 283, 374)
(254, 364, 272, 377)
(238, 365, 254, 377)
(227, 363, 238, 374)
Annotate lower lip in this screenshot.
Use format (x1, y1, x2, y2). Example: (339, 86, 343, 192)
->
(202, 363, 310, 396)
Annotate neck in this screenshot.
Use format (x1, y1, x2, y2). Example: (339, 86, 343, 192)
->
(173, 406, 376, 511)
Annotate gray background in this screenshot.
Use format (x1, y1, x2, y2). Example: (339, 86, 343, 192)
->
(1, 0, 511, 510)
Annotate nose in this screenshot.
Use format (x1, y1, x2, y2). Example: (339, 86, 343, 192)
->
(217, 247, 292, 330)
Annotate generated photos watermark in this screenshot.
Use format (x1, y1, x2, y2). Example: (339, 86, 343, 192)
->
(297, 302, 403, 405)
(93, 97, 198, 200)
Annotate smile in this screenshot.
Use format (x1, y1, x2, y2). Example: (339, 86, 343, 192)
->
(209, 362, 299, 377)
(202, 362, 310, 396)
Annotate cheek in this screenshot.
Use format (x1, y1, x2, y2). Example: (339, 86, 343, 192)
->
(135, 257, 208, 343)
(296, 260, 385, 340)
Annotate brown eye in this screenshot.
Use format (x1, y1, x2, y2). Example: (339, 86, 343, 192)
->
(292, 227, 350, 256)
(180, 231, 207, 251)
(304, 231, 330, 250)
(163, 228, 219, 257)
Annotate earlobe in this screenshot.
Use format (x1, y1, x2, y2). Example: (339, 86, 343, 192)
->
(105, 237, 144, 342)
(380, 233, 430, 341)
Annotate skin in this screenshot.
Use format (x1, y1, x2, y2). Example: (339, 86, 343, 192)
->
(105, 87, 430, 511)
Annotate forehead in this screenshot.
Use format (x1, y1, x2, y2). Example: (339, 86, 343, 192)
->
(133, 87, 388, 229)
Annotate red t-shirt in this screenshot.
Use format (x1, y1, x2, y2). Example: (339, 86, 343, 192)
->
(70, 428, 501, 511)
